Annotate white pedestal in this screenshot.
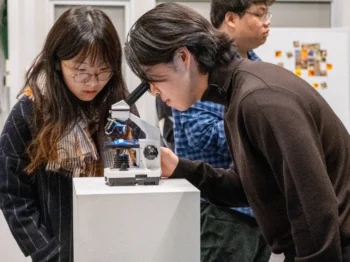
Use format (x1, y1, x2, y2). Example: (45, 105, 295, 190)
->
(73, 178, 200, 262)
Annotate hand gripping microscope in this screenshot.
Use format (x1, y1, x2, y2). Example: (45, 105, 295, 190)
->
(104, 82, 161, 186)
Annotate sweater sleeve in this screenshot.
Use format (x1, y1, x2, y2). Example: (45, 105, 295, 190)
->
(172, 157, 248, 207)
(0, 98, 60, 261)
(240, 88, 341, 261)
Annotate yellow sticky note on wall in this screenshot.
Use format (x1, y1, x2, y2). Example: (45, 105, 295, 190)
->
(295, 68, 302, 77)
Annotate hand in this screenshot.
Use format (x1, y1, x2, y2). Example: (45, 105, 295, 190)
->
(160, 147, 179, 178)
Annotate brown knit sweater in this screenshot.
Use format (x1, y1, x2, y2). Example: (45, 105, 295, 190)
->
(172, 58, 350, 261)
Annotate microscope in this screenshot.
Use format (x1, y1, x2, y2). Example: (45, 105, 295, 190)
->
(104, 82, 161, 186)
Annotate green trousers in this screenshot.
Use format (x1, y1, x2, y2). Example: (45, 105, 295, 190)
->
(201, 202, 271, 262)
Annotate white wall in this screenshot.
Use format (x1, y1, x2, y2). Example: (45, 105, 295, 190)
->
(342, 1, 350, 27)
(332, 0, 350, 35)
(7, 0, 46, 109)
(129, 0, 157, 125)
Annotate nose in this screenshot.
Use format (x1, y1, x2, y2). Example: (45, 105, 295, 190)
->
(85, 75, 98, 87)
(149, 83, 161, 96)
(264, 16, 272, 26)
(264, 19, 271, 26)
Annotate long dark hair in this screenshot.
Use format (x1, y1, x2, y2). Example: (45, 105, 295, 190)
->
(23, 6, 128, 173)
(125, 2, 238, 82)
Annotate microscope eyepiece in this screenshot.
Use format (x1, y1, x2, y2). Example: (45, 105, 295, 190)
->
(125, 82, 150, 106)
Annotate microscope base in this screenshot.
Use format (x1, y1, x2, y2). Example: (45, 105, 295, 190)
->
(104, 167, 161, 186)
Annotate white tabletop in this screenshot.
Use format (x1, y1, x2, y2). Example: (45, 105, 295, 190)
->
(73, 177, 199, 195)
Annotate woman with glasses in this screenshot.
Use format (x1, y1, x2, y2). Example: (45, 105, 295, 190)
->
(0, 6, 139, 261)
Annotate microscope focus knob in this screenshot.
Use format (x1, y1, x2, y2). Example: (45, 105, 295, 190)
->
(143, 145, 158, 160)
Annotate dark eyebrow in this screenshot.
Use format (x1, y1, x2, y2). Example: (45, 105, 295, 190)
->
(145, 70, 167, 78)
(147, 73, 164, 78)
(148, 76, 166, 81)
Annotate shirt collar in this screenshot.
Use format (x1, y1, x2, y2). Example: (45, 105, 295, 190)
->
(247, 50, 262, 61)
(202, 58, 244, 106)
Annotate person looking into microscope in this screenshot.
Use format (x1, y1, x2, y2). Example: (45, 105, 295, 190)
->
(124, 3, 350, 261)
(171, 0, 274, 261)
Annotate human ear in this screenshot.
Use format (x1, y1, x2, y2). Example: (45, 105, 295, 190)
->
(224, 11, 238, 29)
(173, 47, 191, 73)
(175, 47, 191, 66)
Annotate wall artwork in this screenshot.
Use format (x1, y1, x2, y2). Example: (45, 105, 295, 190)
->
(274, 42, 333, 89)
(254, 28, 350, 132)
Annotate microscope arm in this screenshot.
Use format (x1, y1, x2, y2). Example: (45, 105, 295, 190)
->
(129, 113, 160, 140)
(105, 81, 160, 140)
(108, 99, 160, 140)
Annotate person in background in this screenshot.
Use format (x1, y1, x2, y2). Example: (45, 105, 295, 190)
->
(125, 3, 350, 261)
(0, 6, 140, 261)
(172, 0, 274, 261)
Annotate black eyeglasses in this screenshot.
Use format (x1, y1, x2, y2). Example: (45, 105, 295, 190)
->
(245, 11, 272, 22)
(72, 71, 113, 83)
(62, 63, 113, 83)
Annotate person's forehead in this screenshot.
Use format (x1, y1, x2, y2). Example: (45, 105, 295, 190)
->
(65, 57, 108, 68)
(144, 63, 173, 76)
